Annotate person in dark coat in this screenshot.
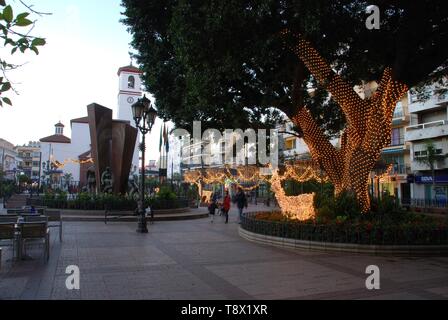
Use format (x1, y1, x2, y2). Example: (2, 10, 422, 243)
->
(222, 190, 231, 224)
(234, 187, 248, 223)
(208, 192, 217, 223)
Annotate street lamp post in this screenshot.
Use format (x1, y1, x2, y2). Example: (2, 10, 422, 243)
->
(132, 95, 158, 234)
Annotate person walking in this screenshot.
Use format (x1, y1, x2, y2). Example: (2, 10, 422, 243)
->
(234, 187, 248, 223)
(208, 192, 217, 223)
(223, 190, 231, 224)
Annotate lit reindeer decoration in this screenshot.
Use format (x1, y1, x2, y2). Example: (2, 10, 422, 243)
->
(269, 166, 316, 221)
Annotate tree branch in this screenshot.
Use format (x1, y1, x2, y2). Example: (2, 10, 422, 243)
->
(281, 29, 369, 137)
(278, 130, 301, 139)
(292, 106, 344, 187)
(19, 0, 52, 16)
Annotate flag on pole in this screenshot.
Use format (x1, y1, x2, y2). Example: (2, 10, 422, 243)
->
(163, 123, 168, 144)
(159, 124, 163, 153)
(165, 126, 170, 153)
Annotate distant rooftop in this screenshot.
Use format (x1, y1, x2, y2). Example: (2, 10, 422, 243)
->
(117, 65, 143, 76)
(71, 117, 89, 126)
(39, 134, 71, 144)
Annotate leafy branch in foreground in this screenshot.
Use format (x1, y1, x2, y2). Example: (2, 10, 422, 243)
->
(0, 0, 48, 106)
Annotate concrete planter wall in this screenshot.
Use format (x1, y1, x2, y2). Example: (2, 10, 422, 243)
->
(239, 227, 448, 256)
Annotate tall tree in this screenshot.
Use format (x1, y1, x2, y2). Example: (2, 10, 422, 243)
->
(122, 0, 448, 211)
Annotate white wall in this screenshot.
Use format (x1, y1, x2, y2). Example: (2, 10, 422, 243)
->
(117, 71, 142, 123)
(69, 122, 91, 181)
(117, 71, 142, 171)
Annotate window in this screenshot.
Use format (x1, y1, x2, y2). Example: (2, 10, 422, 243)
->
(415, 150, 428, 157)
(394, 102, 403, 118)
(285, 138, 296, 150)
(128, 76, 135, 89)
(382, 155, 405, 174)
(32, 161, 40, 167)
(391, 128, 404, 146)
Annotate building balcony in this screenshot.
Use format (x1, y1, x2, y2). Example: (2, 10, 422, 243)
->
(392, 114, 410, 125)
(405, 120, 448, 141)
(408, 95, 448, 114)
(390, 164, 411, 175)
(410, 158, 448, 172)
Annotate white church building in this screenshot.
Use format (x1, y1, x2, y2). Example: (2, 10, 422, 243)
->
(39, 65, 143, 188)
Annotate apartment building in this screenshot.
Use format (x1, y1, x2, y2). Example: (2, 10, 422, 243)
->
(15, 141, 42, 182)
(379, 93, 412, 201)
(278, 122, 311, 162)
(0, 138, 22, 181)
(405, 87, 448, 202)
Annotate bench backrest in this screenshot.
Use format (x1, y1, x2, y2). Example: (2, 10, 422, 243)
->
(0, 216, 18, 223)
(24, 216, 48, 223)
(20, 222, 47, 239)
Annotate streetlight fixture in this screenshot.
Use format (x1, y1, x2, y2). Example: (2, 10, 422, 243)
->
(132, 94, 157, 233)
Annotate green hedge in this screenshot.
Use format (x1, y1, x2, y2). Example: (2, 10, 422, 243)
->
(29, 192, 189, 211)
(242, 212, 448, 246)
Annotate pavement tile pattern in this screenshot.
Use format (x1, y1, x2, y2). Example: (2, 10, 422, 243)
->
(1, 205, 448, 300)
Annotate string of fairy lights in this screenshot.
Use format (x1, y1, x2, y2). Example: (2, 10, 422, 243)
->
(182, 161, 330, 200)
(282, 29, 408, 213)
(50, 157, 94, 169)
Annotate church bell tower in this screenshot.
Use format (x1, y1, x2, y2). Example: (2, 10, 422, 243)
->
(117, 65, 143, 173)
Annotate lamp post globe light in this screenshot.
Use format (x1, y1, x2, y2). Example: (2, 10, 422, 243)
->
(131, 94, 157, 233)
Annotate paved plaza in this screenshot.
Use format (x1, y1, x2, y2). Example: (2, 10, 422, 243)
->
(1, 205, 448, 300)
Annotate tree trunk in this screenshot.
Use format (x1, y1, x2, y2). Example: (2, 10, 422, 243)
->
(283, 31, 408, 213)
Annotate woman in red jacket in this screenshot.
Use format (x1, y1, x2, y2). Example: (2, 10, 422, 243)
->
(223, 190, 231, 224)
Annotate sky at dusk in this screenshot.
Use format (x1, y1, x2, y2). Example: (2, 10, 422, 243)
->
(0, 0, 164, 161)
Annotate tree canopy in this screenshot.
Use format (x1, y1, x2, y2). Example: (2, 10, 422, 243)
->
(121, 0, 448, 135)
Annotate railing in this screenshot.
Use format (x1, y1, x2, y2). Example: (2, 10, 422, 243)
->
(390, 136, 405, 146)
(390, 164, 409, 175)
(401, 198, 448, 208)
(406, 120, 447, 132)
(240, 212, 448, 246)
(393, 110, 404, 118)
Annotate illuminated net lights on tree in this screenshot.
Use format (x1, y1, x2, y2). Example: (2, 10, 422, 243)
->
(270, 166, 316, 221)
(282, 29, 408, 213)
